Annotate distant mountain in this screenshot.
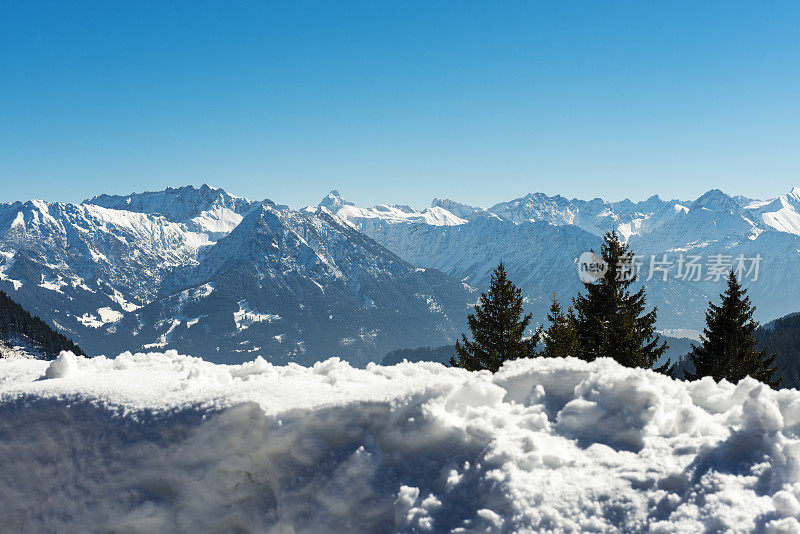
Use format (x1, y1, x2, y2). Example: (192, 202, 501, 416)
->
(0, 290, 83, 359)
(327, 187, 800, 331)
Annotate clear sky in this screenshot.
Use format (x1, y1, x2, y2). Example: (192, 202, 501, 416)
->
(1, 1, 799, 208)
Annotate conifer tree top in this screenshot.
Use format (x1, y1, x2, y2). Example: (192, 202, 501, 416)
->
(571, 231, 667, 369)
(450, 260, 540, 372)
(687, 271, 779, 387)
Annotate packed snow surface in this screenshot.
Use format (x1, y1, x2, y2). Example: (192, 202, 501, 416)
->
(2, 352, 800, 533)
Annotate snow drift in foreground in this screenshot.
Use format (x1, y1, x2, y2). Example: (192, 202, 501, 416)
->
(2, 352, 800, 533)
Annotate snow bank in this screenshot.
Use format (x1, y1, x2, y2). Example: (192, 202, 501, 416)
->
(2, 352, 800, 533)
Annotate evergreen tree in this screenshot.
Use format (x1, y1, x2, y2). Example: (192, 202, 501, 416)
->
(686, 272, 779, 387)
(755, 312, 800, 389)
(539, 297, 580, 358)
(571, 231, 668, 370)
(0, 290, 84, 359)
(450, 261, 541, 372)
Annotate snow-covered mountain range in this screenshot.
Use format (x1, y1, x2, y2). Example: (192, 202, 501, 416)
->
(2, 184, 800, 364)
(0, 186, 472, 364)
(323, 186, 800, 333)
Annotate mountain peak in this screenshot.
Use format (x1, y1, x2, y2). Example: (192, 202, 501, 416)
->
(692, 189, 740, 213)
(318, 190, 353, 211)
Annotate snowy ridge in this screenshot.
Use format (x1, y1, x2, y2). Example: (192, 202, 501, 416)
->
(2, 351, 800, 532)
(321, 190, 467, 226)
(86, 184, 259, 239)
(335, 187, 800, 239)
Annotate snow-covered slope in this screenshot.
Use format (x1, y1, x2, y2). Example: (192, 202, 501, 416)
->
(2, 351, 799, 532)
(746, 187, 800, 236)
(0, 337, 41, 359)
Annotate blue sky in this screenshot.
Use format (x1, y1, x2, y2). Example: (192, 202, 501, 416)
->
(1, 1, 799, 208)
